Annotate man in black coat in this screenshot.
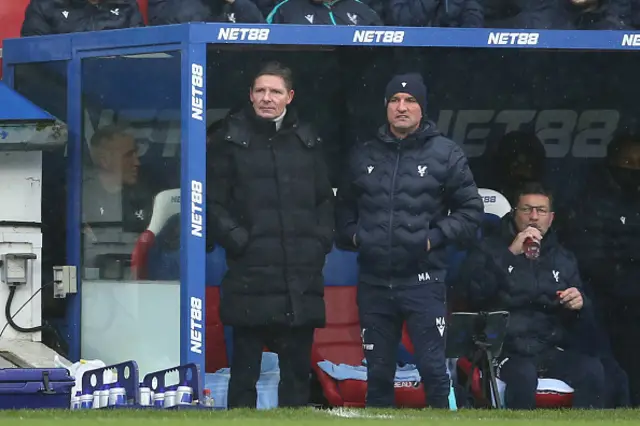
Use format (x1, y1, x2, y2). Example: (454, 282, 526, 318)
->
(207, 62, 334, 409)
(21, 0, 144, 37)
(455, 182, 605, 409)
(148, 0, 264, 25)
(336, 73, 483, 408)
(559, 135, 640, 406)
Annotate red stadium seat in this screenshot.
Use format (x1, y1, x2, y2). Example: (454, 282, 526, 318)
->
(205, 286, 229, 373)
(312, 285, 427, 408)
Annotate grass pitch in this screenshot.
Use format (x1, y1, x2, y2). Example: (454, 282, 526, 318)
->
(0, 408, 639, 425)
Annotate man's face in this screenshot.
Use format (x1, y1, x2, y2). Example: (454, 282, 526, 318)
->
(95, 134, 140, 185)
(249, 75, 294, 120)
(508, 153, 537, 180)
(386, 93, 422, 136)
(513, 194, 554, 235)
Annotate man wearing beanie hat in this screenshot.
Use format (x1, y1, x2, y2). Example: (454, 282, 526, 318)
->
(336, 73, 483, 408)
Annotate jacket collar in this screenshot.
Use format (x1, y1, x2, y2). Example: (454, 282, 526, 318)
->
(223, 105, 318, 149)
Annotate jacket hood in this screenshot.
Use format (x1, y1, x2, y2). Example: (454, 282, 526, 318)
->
(376, 120, 441, 146)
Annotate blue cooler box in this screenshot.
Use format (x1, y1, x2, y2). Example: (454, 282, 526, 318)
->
(0, 368, 75, 409)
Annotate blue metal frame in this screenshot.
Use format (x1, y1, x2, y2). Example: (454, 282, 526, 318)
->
(1, 21, 639, 383)
(3, 23, 640, 60)
(66, 57, 82, 361)
(179, 42, 207, 385)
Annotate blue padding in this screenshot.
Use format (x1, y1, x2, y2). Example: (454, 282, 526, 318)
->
(323, 246, 359, 286)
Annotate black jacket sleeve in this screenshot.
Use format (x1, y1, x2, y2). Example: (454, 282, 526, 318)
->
(386, 0, 438, 26)
(127, 2, 146, 27)
(488, 0, 556, 29)
(206, 136, 249, 256)
(335, 147, 359, 250)
(226, 0, 265, 22)
(313, 140, 335, 254)
(21, 0, 53, 36)
(454, 244, 507, 311)
(602, 0, 631, 28)
(461, 0, 483, 27)
(430, 143, 483, 248)
(565, 250, 590, 312)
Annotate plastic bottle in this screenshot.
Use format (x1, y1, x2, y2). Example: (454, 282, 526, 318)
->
(154, 388, 165, 408)
(523, 237, 540, 260)
(71, 391, 81, 409)
(108, 382, 127, 406)
(176, 383, 193, 405)
(201, 389, 214, 407)
(164, 390, 177, 408)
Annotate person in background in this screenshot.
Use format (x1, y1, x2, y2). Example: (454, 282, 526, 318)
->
(148, 0, 264, 25)
(559, 135, 640, 406)
(560, 0, 631, 29)
(21, 0, 144, 37)
(482, 0, 558, 29)
(386, 0, 483, 28)
(83, 125, 151, 231)
(454, 182, 605, 409)
(484, 130, 546, 204)
(207, 62, 334, 409)
(266, 0, 382, 25)
(336, 73, 483, 408)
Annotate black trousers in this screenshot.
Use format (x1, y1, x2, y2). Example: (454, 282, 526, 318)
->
(357, 284, 450, 408)
(227, 326, 314, 409)
(497, 348, 605, 409)
(606, 311, 640, 407)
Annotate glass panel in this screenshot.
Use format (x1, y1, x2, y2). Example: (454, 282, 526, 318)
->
(80, 51, 181, 376)
(203, 45, 638, 409)
(13, 62, 69, 354)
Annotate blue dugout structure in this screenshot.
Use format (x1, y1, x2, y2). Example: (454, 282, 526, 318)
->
(2, 23, 639, 388)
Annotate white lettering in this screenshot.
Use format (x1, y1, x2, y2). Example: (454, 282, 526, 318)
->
(352, 30, 404, 44)
(394, 381, 420, 388)
(191, 180, 204, 238)
(437, 109, 620, 158)
(487, 32, 539, 46)
(217, 28, 270, 41)
(190, 297, 203, 354)
(622, 34, 640, 47)
(418, 272, 431, 282)
(191, 63, 204, 121)
(88, 107, 621, 160)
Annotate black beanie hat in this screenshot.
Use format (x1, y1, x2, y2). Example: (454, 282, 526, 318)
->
(384, 73, 427, 113)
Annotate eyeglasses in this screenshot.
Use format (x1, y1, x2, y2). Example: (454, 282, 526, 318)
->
(515, 206, 550, 216)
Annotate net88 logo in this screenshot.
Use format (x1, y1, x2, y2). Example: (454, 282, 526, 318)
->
(436, 109, 620, 158)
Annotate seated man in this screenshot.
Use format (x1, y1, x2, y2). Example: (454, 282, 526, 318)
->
(454, 182, 605, 409)
(21, 0, 144, 37)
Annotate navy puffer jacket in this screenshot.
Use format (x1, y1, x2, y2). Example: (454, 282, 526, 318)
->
(336, 121, 483, 288)
(455, 214, 588, 359)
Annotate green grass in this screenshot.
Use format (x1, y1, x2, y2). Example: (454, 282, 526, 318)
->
(0, 408, 639, 425)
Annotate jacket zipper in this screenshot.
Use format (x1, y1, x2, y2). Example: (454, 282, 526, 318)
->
(387, 145, 401, 288)
(269, 142, 292, 321)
